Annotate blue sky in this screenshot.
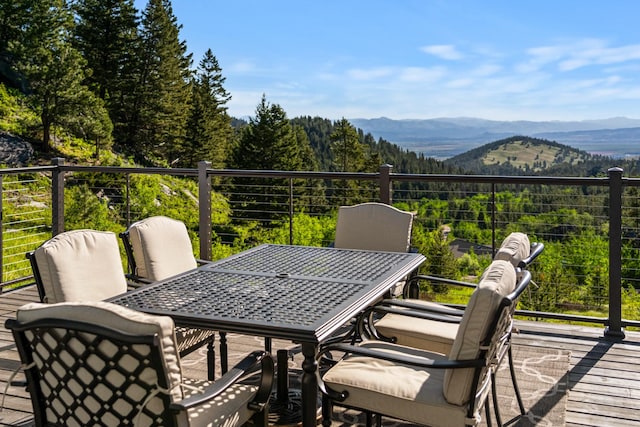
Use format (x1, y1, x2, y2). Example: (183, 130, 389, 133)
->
(135, 1, 640, 122)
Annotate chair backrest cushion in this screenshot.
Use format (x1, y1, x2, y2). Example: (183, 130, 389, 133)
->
(128, 216, 198, 281)
(33, 230, 128, 303)
(443, 260, 516, 405)
(16, 301, 183, 416)
(334, 202, 413, 253)
(494, 232, 530, 268)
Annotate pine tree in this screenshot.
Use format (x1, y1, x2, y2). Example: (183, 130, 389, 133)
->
(330, 118, 367, 204)
(182, 49, 232, 168)
(72, 0, 139, 101)
(134, 0, 192, 165)
(330, 118, 365, 172)
(231, 95, 306, 222)
(233, 95, 302, 171)
(9, 0, 111, 152)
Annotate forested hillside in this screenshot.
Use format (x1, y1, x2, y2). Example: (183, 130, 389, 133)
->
(444, 135, 640, 176)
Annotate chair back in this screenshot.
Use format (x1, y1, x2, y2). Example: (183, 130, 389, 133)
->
(443, 260, 518, 406)
(334, 202, 413, 253)
(28, 230, 128, 303)
(122, 216, 198, 282)
(6, 301, 183, 427)
(494, 232, 530, 267)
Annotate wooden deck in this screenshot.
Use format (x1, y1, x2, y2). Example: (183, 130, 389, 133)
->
(0, 285, 639, 426)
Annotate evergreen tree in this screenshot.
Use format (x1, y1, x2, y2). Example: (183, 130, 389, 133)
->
(330, 118, 367, 204)
(134, 0, 192, 165)
(0, 1, 31, 91)
(330, 118, 364, 172)
(233, 95, 302, 171)
(71, 0, 139, 101)
(231, 95, 305, 222)
(182, 49, 232, 168)
(9, 0, 111, 151)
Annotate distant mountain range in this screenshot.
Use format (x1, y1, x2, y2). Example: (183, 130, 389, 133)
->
(349, 117, 640, 159)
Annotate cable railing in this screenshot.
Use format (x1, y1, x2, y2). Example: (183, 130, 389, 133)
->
(1, 159, 638, 339)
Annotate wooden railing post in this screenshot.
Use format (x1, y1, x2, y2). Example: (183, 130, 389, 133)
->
(51, 158, 65, 236)
(605, 167, 625, 339)
(379, 164, 392, 204)
(198, 161, 212, 261)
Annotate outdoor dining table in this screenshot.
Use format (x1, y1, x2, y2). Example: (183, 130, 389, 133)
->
(109, 243, 425, 427)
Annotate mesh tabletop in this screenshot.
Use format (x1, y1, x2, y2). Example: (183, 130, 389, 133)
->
(207, 244, 414, 282)
(110, 244, 425, 342)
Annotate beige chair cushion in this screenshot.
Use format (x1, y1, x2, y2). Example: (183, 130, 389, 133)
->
(322, 341, 476, 426)
(334, 202, 413, 253)
(494, 232, 530, 267)
(16, 301, 183, 402)
(33, 230, 128, 303)
(443, 260, 516, 406)
(128, 216, 198, 281)
(374, 252, 522, 355)
(182, 378, 259, 427)
(373, 303, 459, 354)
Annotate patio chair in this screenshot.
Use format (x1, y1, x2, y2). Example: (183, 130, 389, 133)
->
(26, 229, 217, 381)
(6, 301, 274, 427)
(334, 202, 415, 297)
(319, 259, 529, 427)
(360, 232, 543, 422)
(119, 215, 210, 284)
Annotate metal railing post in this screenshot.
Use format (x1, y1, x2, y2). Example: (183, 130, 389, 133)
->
(289, 178, 294, 245)
(198, 161, 212, 261)
(605, 167, 624, 339)
(51, 158, 65, 236)
(379, 164, 392, 204)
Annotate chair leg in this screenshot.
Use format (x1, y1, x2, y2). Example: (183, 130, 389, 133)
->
(251, 403, 269, 427)
(491, 371, 503, 427)
(508, 344, 526, 415)
(219, 332, 228, 375)
(207, 336, 215, 381)
(484, 398, 493, 427)
(321, 394, 332, 427)
(365, 412, 373, 427)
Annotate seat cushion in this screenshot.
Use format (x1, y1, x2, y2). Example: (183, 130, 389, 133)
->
(494, 232, 530, 267)
(443, 260, 516, 406)
(16, 301, 183, 402)
(128, 216, 198, 281)
(334, 203, 413, 253)
(373, 308, 459, 354)
(33, 230, 128, 303)
(182, 378, 259, 427)
(322, 341, 477, 426)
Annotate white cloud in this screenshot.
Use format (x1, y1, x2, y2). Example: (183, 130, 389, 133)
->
(398, 66, 447, 83)
(347, 67, 394, 80)
(520, 39, 640, 73)
(420, 44, 464, 60)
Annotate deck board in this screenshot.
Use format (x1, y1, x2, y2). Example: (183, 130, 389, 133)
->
(1, 286, 639, 426)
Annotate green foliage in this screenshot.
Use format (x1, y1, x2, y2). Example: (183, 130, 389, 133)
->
(0, 84, 38, 135)
(8, 0, 111, 151)
(456, 252, 484, 277)
(182, 49, 233, 168)
(64, 184, 120, 231)
(412, 225, 458, 294)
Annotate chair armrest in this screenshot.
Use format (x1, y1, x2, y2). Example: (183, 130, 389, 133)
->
(319, 343, 484, 370)
(519, 242, 544, 268)
(170, 350, 274, 411)
(125, 273, 153, 288)
(403, 274, 477, 299)
(380, 299, 465, 316)
(371, 305, 463, 324)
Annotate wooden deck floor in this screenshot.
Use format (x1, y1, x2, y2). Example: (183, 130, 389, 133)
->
(0, 285, 638, 426)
